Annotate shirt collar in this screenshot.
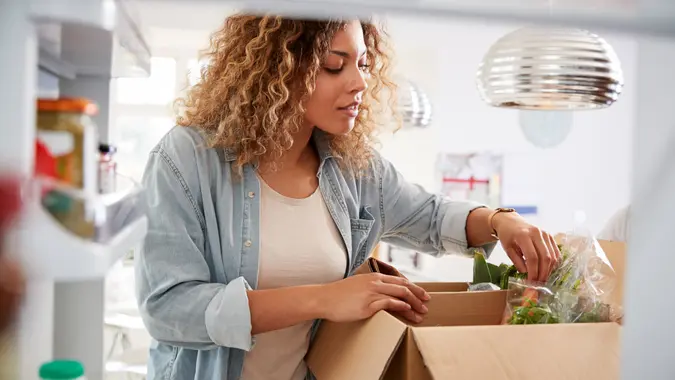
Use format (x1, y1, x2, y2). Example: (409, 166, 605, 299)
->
(221, 128, 335, 163)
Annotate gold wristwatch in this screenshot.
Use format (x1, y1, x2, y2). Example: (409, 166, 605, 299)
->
(488, 207, 516, 239)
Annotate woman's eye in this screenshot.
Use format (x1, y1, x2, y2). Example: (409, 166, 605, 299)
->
(359, 63, 371, 72)
(324, 67, 343, 74)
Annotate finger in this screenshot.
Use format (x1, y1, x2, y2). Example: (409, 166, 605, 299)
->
(548, 233, 562, 261)
(517, 236, 539, 282)
(504, 246, 527, 274)
(544, 233, 560, 270)
(378, 274, 430, 301)
(369, 297, 412, 316)
(377, 283, 428, 314)
(397, 308, 424, 324)
(532, 233, 552, 283)
(370, 297, 423, 324)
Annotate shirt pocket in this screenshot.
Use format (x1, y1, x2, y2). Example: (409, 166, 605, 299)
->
(349, 205, 376, 273)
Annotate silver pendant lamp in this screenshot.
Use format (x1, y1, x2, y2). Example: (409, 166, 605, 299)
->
(476, 27, 624, 110)
(398, 79, 433, 128)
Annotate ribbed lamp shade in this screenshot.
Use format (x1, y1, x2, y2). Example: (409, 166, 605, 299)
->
(398, 80, 433, 128)
(476, 27, 624, 110)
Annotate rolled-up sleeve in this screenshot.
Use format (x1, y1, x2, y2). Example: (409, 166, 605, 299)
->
(136, 148, 254, 351)
(204, 277, 253, 349)
(438, 200, 494, 254)
(376, 152, 495, 257)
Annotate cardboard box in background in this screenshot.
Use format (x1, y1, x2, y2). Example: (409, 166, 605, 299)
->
(307, 241, 626, 380)
(598, 240, 626, 309)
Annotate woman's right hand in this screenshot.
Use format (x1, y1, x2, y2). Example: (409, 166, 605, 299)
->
(318, 273, 430, 324)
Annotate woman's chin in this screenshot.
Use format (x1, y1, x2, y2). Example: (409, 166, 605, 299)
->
(318, 121, 355, 136)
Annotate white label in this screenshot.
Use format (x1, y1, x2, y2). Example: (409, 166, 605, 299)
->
(36, 130, 74, 156)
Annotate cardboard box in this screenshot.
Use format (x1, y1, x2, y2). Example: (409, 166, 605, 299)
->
(307, 241, 626, 380)
(558, 236, 625, 308)
(597, 239, 625, 308)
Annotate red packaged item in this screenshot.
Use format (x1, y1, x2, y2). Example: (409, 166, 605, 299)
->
(35, 140, 58, 179)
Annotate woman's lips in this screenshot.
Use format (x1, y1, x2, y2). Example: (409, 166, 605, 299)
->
(338, 103, 359, 118)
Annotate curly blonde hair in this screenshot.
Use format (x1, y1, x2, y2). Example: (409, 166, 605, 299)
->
(175, 15, 397, 174)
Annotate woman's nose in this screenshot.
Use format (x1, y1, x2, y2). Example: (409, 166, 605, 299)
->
(349, 68, 368, 93)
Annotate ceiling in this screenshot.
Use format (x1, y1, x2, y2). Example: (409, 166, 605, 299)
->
(130, 0, 638, 53)
(132, 1, 239, 51)
(134, 1, 238, 30)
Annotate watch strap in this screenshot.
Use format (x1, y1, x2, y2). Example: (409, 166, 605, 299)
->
(488, 207, 516, 239)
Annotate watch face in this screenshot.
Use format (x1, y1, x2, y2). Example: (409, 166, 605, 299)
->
(498, 208, 516, 213)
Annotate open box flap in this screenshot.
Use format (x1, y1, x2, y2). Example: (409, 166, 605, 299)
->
(307, 310, 407, 380)
(411, 323, 621, 380)
(411, 291, 507, 327)
(597, 240, 625, 307)
(415, 282, 470, 292)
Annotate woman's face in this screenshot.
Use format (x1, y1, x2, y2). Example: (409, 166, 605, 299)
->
(304, 20, 369, 135)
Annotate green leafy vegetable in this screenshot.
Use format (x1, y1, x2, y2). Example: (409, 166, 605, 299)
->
(508, 299, 559, 324)
(472, 243, 616, 325)
(472, 250, 493, 284)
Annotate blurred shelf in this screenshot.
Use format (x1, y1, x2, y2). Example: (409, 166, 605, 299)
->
(32, 0, 151, 79)
(38, 47, 77, 80)
(15, 176, 148, 282)
(29, 0, 118, 29)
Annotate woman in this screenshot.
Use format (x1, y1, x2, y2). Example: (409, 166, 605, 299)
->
(136, 15, 560, 380)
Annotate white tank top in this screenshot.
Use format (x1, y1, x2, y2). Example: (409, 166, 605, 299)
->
(240, 177, 347, 380)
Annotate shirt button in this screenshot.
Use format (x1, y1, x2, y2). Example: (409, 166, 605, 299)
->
(248, 191, 255, 198)
(244, 240, 252, 247)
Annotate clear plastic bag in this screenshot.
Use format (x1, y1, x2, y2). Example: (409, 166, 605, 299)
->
(503, 231, 623, 325)
(468, 282, 501, 292)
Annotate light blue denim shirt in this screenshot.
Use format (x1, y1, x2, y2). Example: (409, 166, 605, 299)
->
(135, 126, 493, 380)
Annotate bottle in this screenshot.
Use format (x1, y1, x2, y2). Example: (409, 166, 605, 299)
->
(97, 143, 117, 194)
(39, 360, 85, 380)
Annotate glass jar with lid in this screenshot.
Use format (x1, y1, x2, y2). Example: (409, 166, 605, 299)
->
(36, 98, 98, 194)
(36, 98, 99, 239)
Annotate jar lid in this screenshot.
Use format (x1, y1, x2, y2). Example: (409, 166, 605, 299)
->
(98, 143, 117, 154)
(39, 360, 84, 379)
(37, 98, 99, 116)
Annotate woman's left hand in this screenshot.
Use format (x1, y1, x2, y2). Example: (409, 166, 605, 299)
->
(492, 213, 561, 283)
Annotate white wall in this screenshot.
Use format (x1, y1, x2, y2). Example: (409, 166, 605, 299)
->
(380, 16, 635, 279)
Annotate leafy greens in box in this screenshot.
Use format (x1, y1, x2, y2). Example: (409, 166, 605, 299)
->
(471, 234, 622, 325)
